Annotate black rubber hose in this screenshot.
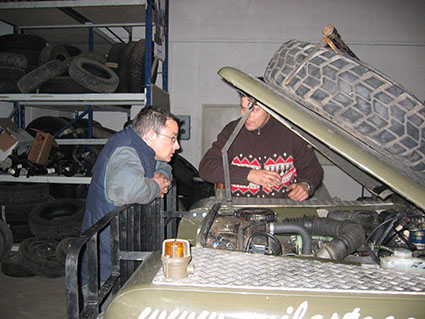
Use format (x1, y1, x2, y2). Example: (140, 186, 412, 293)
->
(275, 216, 365, 260)
(309, 217, 365, 259)
(267, 222, 312, 255)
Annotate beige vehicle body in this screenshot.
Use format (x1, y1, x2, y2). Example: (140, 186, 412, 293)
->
(103, 64, 425, 319)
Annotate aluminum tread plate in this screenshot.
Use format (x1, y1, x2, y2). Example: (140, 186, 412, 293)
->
(153, 247, 425, 295)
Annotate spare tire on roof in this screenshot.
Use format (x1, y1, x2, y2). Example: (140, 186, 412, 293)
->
(69, 57, 119, 93)
(264, 39, 425, 180)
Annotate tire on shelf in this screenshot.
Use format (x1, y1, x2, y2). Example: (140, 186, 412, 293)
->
(17, 59, 66, 93)
(17, 237, 64, 278)
(106, 43, 127, 91)
(39, 76, 95, 93)
(106, 43, 126, 73)
(77, 51, 107, 64)
(69, 57, 119, 93)
(0, 66, 25, 81)
(0, 34, 46, 51)
(0, 80, 19, 93)
(128, 39, 146, 93)
(1, 252, 35, 277)
(38, 44, 70, 65)
(5, 49, 41, 66)
(117, 42, 137, 93)
(0, 183, 50, 205)
(63, 45, 82, 57)
(0, 52, 28, 69)
(28, 199, 85, 241)
(264, 39, 425, 179)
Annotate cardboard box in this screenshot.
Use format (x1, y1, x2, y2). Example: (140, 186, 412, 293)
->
(27, 131, 58, 165)
(0, 118, 33, 161)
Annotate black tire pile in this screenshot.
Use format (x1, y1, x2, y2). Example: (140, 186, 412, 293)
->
(0, 33, 153, 94)
(0, 187, 85, 278)
(0, 183, 50, 243)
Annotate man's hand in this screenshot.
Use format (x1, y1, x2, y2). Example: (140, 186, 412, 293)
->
(286, 182, 309, 202)
(247, 169, 282, 190)
(153, 173, 171, 198)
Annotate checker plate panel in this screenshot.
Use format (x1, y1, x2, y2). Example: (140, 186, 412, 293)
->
(153, 247, 425, 295)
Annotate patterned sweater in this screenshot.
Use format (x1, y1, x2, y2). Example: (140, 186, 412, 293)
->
(199, 116, 323, 198)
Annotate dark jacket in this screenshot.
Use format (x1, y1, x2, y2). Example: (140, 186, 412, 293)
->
(82, 126, 157, 283)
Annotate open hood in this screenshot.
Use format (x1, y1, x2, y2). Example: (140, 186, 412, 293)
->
(218, 66, 425, 211)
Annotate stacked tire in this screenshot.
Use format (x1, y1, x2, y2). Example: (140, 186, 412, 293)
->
(0, 183, 50, 243)
(1, 197, 85, 278)
(105, 39, 155, 93)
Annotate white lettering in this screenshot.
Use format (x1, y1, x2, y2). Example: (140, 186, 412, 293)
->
(292, 301, 308, 319)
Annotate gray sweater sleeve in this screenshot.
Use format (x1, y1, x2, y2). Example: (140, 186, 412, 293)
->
(155, 160, 173, 182)
(105, 146, 161, 206)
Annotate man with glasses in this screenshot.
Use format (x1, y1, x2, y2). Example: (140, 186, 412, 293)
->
(81, 105, 180, 284)
(199, 95, 323, 201)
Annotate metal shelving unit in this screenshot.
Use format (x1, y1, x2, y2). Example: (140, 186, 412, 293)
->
(0, 0, 169, 184)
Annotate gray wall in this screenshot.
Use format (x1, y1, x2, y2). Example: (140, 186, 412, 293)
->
(0, 0, 424, 200)
(167, 0, 425, 199)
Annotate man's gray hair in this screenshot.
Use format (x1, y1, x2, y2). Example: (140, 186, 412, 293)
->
(132, 105, 178, 136)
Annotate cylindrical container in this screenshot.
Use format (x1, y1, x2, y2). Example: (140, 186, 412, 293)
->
(409, 229, 425, 249)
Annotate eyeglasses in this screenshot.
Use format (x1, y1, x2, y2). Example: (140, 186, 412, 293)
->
(156, 132, 178, 144)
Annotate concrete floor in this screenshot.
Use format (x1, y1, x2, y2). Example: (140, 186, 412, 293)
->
(0, 267, 66, 319)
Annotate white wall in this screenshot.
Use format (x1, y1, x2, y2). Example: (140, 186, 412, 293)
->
(0, 0, 424, 200)
(167, 0, 425, 199)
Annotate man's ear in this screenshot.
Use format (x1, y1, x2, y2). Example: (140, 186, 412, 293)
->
(144, 129, 156, 144)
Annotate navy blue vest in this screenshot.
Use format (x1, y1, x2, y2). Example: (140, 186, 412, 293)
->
(82, 126, 156, 282)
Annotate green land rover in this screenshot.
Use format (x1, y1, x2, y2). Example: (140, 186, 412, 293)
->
(68, 39, 425, 319)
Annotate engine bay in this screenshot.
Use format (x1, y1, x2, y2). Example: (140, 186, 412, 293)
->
(201, 205, 425, 267)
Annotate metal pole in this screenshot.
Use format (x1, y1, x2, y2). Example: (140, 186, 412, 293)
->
(145, 0, 153, 105)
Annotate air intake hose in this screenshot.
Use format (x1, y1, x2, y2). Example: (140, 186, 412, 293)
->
(268, 216, 365, 260)
(267, 223, 312, 255)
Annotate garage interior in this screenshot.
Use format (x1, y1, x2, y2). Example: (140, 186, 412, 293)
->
(0, 0, 424, 318)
